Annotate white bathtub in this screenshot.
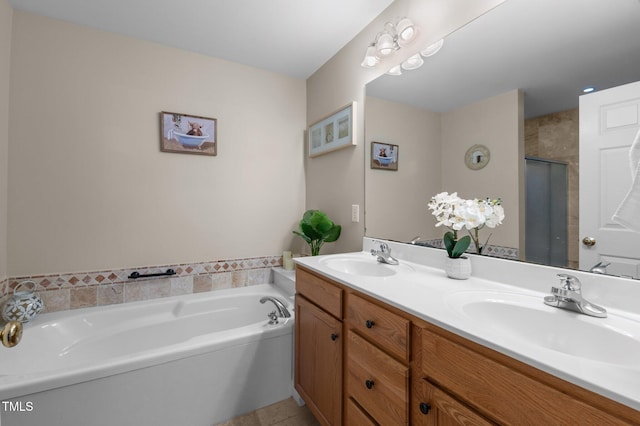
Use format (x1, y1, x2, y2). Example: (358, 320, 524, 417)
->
(0, 283, 295, 426)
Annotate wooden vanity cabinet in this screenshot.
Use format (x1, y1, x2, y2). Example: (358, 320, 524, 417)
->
(295, 268, 343, 426)
(411, 323, 640, 426)
(295, 266, 640, 426)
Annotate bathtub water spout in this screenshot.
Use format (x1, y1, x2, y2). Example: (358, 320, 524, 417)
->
(1, 321, 22, 348)
(260, 296, 291, 318)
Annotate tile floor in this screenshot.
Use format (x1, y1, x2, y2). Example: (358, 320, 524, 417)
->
(216, 398, 320, 426)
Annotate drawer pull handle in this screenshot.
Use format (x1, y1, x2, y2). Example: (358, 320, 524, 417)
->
(365, 379, 374, 390)
(419, 402, 431, 415)
(330, 333, 338, 341)
(365, 320, 375, 329)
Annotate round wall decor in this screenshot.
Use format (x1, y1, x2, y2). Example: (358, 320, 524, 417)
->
(464, 144, 490, 170)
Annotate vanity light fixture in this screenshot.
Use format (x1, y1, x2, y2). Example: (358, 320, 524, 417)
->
(360, 17, 417, 68)
(381, 38, 446, 75)
(361, 43, 380, 68)
(396, 17, 417, 44)
(421, 39, 444, 57)
(401, 53, 424, 70)
(582, 86, 596, 93)
(386, 64, 402, 76)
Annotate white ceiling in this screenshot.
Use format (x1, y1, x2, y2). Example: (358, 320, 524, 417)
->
(367, 0, 640, 119)
(8, 0, 394, 79)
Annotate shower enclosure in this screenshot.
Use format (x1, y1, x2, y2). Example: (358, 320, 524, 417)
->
(525, 157, 568, 267)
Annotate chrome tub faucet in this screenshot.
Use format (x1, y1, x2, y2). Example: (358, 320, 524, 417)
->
(371, 241, 399, 265)
(544, 274, 607, 318)
(260, 296, 291, 324)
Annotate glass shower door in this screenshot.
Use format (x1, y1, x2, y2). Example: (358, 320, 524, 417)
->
(525, 157, 568, 267)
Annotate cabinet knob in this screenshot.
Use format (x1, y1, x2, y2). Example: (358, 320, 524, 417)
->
(419, 402, 431, 415)
(365, 379, 374, 390)
(330, 333, 338, 341)
(365, 320, 375, 329)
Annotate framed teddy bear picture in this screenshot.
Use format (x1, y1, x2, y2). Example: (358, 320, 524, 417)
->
(160, 111, 217, 156)
(371, 141, 398, 171)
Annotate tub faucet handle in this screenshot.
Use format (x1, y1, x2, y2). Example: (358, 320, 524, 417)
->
(267, 311, 279, 325)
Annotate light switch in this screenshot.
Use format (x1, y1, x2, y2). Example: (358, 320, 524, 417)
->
(351, 204, 360, 223)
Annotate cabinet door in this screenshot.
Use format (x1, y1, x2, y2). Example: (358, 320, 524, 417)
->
(416, 380, 494, 426)
(295, 295, 342, 426)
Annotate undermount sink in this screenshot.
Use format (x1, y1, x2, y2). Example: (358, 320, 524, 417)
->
(446, 291, 640, 366)
(319, 255, 413, 277)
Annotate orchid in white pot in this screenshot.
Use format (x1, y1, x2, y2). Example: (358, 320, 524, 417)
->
(428, 192, 505, 256)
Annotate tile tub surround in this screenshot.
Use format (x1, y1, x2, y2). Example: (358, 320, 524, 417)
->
(0, 255, 282, 314)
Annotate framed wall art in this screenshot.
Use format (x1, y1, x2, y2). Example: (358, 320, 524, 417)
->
(160, 111, 217, 156)
(371, 141, 398, 171)
(308, 102, 356, 158)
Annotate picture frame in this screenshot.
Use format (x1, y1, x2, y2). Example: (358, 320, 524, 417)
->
(160, 111, 217, 156)
(464, 144, 490, 170)
(371, 141, 399, 171)
(308, 102, 356, 158)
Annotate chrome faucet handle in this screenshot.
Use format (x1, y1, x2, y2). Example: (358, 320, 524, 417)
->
(371, 240, 389, 253)
(557, 273, 581, 292)
(267, 311, 279, 325)
(550, 286, 582, 302)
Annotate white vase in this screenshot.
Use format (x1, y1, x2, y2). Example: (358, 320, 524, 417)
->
(445, 256, 471, 280)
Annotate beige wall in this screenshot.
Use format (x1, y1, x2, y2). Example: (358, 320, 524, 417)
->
(365, 96, 441, 242)
(306, 0, 506, 254)
(8, 11, 306, 276)
(441, 89, 524, 249)
(0, 0, 12, 282)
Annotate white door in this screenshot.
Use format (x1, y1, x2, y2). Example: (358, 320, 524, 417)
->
(579, 81, 640, 278)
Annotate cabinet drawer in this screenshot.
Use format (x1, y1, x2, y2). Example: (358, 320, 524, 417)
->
(346, 331, 409, 425)
(347, 293, 409, 361)
(296, 267, 342, 319)
(416, 380, 494, 426)
(346, 398, 378, 426)
(421, 328, 630, 425)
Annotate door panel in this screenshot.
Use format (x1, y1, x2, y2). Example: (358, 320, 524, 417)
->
(579, 81, 640, 277)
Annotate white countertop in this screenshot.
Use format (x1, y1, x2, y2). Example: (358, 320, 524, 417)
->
(294, 239, 640, 412)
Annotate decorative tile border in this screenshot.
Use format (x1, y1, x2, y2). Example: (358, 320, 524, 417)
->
(1, 255, 283, 315)
(423, 239, 519, 260)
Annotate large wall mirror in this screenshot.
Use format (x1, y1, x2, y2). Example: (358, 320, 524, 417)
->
(364, 0, 640, 279)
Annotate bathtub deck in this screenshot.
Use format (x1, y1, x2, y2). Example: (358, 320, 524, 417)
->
(217, 398, 319, 426)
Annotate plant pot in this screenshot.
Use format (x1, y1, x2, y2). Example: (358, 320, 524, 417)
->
(1, 280, 44, 323)
(445, 256, 471, 280)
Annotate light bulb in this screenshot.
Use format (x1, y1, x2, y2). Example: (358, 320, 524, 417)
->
(376, 32, 395, 57)
(386, 65, 402, 76)
(401, 53, 423, 70)
(421, 39, 444, 57)
(396, 18, 416, 44)
(361, 45, 379, 68)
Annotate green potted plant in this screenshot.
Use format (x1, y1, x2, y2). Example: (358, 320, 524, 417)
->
(443, 231, 471, 259)
(293, 210, 341, 256)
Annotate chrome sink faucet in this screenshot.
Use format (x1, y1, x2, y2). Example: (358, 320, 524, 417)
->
(260, 296, 291, 324)
(371, 241, 399, 265)
(543, 274, 607, 318)
(589, 261, 611, 274)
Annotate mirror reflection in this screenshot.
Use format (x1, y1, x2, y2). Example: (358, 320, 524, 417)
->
(364, 0, 640, 278)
